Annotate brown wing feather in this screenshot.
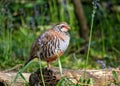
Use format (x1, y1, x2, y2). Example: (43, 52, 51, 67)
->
(24, 30, 53, 66)
(24, 40, 39, 66)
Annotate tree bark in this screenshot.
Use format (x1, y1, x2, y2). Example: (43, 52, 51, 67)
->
(72, 0, 89, 42)
(0, 68, 120, 86)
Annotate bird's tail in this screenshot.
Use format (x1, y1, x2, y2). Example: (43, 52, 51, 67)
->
(24, 57, 33, 66)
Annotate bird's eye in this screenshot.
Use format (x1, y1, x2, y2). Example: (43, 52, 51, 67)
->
(60, 26, 68, 32)
(61, 26, 65, 28)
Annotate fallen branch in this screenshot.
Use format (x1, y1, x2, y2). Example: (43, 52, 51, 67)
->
(0, 68, 120, 86)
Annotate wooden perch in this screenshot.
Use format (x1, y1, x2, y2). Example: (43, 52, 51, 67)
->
(0, 68, 120, 86)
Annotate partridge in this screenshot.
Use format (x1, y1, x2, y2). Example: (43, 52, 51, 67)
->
(25, 22, 70, 68)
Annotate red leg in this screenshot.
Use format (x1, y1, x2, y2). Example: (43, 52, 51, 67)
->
(47, 62, 50, 68)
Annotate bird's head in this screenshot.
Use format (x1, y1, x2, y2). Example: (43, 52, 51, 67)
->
(53, 22, 70, 32)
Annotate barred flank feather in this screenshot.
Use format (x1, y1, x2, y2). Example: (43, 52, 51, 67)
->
(24, 22, 70, 68)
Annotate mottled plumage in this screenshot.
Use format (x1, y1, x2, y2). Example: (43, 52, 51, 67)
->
(25, 22, 70, 68)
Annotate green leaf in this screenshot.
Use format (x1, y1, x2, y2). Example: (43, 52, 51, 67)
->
(112, 70, 118, 82)
(88, 78, 93, 86)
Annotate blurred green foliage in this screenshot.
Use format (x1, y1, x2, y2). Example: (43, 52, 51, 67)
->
(0, 0, 120, 71)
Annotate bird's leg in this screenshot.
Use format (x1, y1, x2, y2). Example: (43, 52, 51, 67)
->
(47, 62, 50, 68)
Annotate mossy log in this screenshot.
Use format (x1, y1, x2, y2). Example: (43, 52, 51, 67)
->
(0, 68, 120, 86)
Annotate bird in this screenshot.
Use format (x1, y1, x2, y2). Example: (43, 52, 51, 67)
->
(24, 22, 70, 68)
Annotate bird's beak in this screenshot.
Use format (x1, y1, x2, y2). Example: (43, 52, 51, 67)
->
(64, 24, 70, 30)
(67, 25, 71, 30)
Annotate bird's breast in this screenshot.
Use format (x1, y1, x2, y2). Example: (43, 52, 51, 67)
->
(58, 35, 70, 52)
